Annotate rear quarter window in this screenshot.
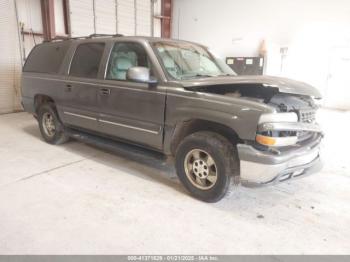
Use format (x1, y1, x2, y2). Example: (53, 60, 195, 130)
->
(23, 42, 70, 73)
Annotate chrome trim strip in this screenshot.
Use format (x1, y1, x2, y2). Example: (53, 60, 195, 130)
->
(104, 43, 114, 79)
(63, 111, 159, 134)
(99, 119, 159, 134)
(258, 122, 322, 133)
(67, 45, 78, 75)
(63, 111, 97, 121)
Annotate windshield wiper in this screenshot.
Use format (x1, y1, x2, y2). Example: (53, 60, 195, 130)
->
(188, 74, 215, 79)
(217, 73, 235, 77)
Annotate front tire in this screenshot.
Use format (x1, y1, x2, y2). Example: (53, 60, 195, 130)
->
(38, 103, 69, 145)
(175, 131, 239, 202)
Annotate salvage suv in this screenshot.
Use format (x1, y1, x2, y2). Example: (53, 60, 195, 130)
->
(21, 34, 323, 202)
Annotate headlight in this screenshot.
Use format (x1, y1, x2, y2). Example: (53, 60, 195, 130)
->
(257, 112, 299, 147)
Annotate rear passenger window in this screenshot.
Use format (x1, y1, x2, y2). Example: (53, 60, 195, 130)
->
(69, 43, 105, 78)
(23, 42, 69, 73)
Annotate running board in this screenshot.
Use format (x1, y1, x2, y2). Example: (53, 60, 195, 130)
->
(65, 128, 166, 164)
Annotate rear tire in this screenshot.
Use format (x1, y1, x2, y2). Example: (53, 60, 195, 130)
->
(175, 131, 239, 202)
(38, 103, 69, 145)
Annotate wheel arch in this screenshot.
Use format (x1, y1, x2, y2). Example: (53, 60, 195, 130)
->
(169, 119, 242, 156)
(34, 94, 56, 114)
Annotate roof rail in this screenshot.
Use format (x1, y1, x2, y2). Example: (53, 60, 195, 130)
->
(87, 33, 124, 38)
(43, 33, 124, 42)
(43, 36, 69, 42)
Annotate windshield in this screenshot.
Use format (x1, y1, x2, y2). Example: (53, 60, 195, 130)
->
(153, 41, 236, 80)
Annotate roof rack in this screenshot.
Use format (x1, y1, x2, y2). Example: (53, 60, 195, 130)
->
(44, 36, 69, 42)
(87, 33, 124, 38)
(44, 33, 124, 42)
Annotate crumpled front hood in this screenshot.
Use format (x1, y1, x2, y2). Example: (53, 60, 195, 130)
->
(180, 75, 322, 99)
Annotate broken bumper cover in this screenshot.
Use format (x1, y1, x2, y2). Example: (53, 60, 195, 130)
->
(237, 135, 323, 187)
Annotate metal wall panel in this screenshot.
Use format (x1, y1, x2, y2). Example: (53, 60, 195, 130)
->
(69, 0, 155, 37)
(16, 0, 43, 33)
(0, 0, 157, 114)
(136, 0, 151, 36)
(153, 0, 161, 37)
(95, 0, 116, 34)
(0, 0, 22, 114)
(117, 0, 136, 35)
(69, 0, 95, 37)
(54, 0, 66, 35)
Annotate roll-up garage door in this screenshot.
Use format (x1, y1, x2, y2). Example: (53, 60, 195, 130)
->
(69, 0, 154, 37)
(95, 0, 117, 34)
(117, 0, 136, 35)
(69, 0, 95, 37)
(136, 0, 151, 36)
(0, 0, 21, 114)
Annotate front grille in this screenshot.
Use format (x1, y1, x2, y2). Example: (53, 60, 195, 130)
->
(298, 109, 316, 123)
(295, 108, 317, 143)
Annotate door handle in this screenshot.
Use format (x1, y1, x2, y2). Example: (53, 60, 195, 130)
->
(99, 88, 111, 95)
(65, 84, 72, 92)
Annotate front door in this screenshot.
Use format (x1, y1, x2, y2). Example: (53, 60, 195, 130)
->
(98, 42, 166, 150)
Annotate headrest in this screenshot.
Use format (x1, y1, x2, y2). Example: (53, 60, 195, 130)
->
(116, 56, 134, 71)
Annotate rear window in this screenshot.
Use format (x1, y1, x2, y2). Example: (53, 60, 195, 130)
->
(23, 42, 70, 73)
(69, 43, 105, 78)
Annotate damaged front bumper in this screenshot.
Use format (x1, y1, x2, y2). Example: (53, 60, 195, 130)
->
(237, 133, 323, 187)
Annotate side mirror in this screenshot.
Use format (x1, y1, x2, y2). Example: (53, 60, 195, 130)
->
(126, 66, 158, 87)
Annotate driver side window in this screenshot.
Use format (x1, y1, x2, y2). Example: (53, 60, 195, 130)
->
(106, 42, 152, 81)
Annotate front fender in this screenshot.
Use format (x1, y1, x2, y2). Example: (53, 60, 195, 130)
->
(165, 91, 274, 140)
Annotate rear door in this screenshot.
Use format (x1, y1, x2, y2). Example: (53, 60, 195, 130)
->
(97, 41, 166, 150)
(59, 42, 105, 132)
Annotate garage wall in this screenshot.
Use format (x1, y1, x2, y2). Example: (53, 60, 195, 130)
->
(117, 0, 135, 35)
(69, 0, 95, 37)
(16, 0, 43, 33)
(15, 0, 44, 60)
(54, 0, 67, 35)
(0, 0, 44, 114)
(0, 0, 161, 114)
(172, 0, 350, 109)
(70, 0, 157, 37)
(95, 0, 117, 34)
(0, 0, 46, 115)
(0, 0, 22, 114)
(152, 0, 161, 37)
(136, 0, 152, 36)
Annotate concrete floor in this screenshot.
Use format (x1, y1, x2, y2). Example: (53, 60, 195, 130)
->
(0, 109, 349, 254)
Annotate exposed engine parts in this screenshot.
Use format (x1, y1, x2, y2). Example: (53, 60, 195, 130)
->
(189, 84, 317, 120)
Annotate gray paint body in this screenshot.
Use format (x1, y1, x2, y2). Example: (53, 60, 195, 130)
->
(180, 75, 322, 98)
(21, 36, 322, 185)
(21, 36, 282, 153)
